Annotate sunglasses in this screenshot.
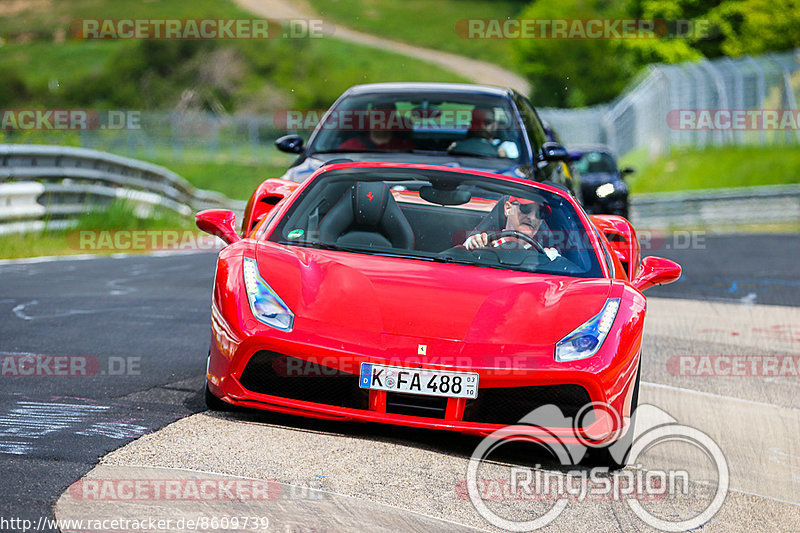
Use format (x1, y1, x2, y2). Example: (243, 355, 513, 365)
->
(511, 201, 545, 216)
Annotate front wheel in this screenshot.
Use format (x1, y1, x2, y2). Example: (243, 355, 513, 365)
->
(586, 359, 640, 470)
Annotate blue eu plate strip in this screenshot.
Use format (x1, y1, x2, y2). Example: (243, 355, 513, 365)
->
(360, 363, 372, 388)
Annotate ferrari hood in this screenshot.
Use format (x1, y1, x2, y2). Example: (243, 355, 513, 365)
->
(256, 243, 611, 345)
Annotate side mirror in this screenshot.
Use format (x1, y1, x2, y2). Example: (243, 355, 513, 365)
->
(275, 134, 304, 154)
(196, 209, 241, 245)
(632, 256, 681, 292)
(568, 150, 583, 162)
(620, 167, 635, 176)
(541, 142, 570, 162)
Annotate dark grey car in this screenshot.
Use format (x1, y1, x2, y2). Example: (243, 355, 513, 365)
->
(572, 144, 632, 218)
(275, 82, 574, 193)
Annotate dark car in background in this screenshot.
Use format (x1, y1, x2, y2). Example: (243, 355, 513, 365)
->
(572, 144, 633, 218)
(274, 82, 574, 191)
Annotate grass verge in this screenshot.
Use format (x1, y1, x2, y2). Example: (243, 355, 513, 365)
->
(623, 144, 800, 193)
(306, 0, 527, 70)
(0, 201, 198, 259)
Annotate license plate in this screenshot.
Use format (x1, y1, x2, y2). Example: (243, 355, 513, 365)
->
(359, 363, 478, 399)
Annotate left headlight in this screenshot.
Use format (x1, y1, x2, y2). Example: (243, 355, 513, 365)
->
(242, 257, 294, 331)
(596, 183, 615, 198)
(554, 298, 620, 362)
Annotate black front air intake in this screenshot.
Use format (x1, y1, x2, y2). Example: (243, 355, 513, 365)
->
(465, 385, 594, 426)
(239, 351, 366, 409)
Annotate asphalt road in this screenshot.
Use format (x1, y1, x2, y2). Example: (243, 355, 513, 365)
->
(0, 252, 216, 532)
(0, 233, 798, 531)
(642, 233, 799, 306)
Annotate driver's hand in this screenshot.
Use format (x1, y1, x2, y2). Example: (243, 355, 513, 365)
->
(464, 232, 489, 250)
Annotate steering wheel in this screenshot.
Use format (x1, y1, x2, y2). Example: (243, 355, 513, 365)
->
(488, 230, 546, 253)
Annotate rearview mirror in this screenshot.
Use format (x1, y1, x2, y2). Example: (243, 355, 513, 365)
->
(419, 185, 471, 206)
(196, 209, 241, 245)
(632, 256, 681, 291)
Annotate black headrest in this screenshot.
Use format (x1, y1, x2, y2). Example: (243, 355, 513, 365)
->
(318, 181, 414, 249)
(353, 181, 389, 226)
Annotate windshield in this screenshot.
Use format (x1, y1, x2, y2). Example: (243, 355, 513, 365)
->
(575, 151, 618, 174)
(268, 167, 603, 278)
(306, 92, 525, 161)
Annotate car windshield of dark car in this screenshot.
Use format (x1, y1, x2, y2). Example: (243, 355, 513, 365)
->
(575, 151, 617, 174)
(268, 168, 603, 278)
(307, 93, 525, 161)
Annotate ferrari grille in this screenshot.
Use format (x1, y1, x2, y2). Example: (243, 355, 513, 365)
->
(239, 351, 366, 409)
(465, 385, 593, 426)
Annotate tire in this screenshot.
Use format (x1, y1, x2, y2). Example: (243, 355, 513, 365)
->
(587, 359, 640, 470)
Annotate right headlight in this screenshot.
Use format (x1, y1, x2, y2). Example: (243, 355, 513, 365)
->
(242, 257, 294, 331)
(554, 298, 620, 362)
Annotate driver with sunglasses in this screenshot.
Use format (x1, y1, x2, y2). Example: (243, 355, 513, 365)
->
(463, 195, 560, 259)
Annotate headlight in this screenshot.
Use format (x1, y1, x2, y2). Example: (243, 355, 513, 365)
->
(242, 257, 294, 331)
(596, 183, 615, 198)
(554, 298, 620, 362)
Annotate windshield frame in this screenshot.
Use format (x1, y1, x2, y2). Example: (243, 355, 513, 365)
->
(264, 165, 606, 279)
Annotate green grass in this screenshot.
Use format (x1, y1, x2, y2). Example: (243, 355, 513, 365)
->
(1, 41, 115, 94)
(1, 0, 469, 111)
(306, 0, 527, 70)
(0, 0, 261, 38)
(152, 157, 294, 200)
(623, 145, 800, 193)
(0, 200, 196, 259)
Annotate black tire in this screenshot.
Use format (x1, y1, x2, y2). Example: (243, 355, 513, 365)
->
(587, 359, 640, 470)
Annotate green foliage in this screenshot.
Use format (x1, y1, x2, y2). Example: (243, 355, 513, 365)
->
(706, 0, 800, 57)
(513, 0, 640, 107)
(516, 0, 798, 107)
(0, 64, 31, 106)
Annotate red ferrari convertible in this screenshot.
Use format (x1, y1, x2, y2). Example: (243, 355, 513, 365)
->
(197, 162, 680, 466)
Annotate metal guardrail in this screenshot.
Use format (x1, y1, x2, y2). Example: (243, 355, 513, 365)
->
(630, 184, 800, 230)
(0, 144, 245, 234)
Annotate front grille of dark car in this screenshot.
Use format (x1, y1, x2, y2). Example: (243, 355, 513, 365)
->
(239, 351, 365, 409)
(464, 385, 593, 427)
(385, 392, 448, 418)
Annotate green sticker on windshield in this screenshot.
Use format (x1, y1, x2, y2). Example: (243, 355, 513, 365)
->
(287, 229, 304, 239)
